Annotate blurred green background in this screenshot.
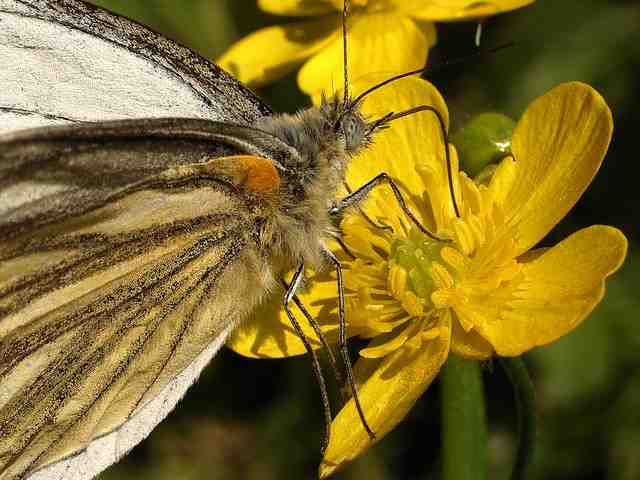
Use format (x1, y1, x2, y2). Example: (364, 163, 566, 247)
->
(86, 1, 640, 478)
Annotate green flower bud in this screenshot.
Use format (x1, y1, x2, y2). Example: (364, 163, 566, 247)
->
(452, 112, 516, 177)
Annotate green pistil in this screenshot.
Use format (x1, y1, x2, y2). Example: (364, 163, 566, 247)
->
(389, 228, 443, 302)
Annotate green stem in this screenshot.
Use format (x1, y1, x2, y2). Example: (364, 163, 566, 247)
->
(500, 357, 537, 480)
(441, 355, 487, 480)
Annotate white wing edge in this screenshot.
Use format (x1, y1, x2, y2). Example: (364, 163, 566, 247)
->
(28, 323, 235, 480)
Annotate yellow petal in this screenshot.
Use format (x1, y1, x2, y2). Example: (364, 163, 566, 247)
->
(397, 0, 535, 20)
(359, 320, 420, 358)
(498, 82, 613, 255)
(413, 19, 437, 49)
(258, 0, 337, 16)
(227, 275, 339, 358)
(319, 312, 451, 478)
(472, 225, 627, 356)
(450, 317, 494, 359)
(298, 12, 430, 100)
(217, 18, 338, 88)
(344, 76, 450, 232)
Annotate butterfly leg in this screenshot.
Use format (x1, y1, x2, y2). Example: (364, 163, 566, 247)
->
(328, 232, 356, 260)
(342, 182, 392, 232)
(282, 278, 347, 393)
(323, 248, 376, 441)
(282, 263, 333, 453)
(331, 173, 443, 240)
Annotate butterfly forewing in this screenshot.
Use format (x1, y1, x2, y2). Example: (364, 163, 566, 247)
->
(0, 0, 271, 133)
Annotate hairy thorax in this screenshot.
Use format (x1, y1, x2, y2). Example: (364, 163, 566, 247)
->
(255, 105, 358, 272)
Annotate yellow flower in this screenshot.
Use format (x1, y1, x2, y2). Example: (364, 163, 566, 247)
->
(218, 0, 535, 100)
(228, 76, 627, 476)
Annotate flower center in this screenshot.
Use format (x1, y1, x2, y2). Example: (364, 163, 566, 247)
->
(384, 200, 522, 334)
(343, 164, 524, 355)
(387, 228, 447, 316)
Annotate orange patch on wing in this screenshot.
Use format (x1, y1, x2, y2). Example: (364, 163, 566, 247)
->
(219, 155, 280, 195)
(240, 156, 281, 194)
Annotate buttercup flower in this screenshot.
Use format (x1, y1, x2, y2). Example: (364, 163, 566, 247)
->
(218, 0, 535, 100)
(228, 76, 627, 476)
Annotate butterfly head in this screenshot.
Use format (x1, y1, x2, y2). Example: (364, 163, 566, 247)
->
(321, 93, 392, 158)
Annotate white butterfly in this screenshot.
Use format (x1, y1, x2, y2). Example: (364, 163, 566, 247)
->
(0, 1, 411, 478)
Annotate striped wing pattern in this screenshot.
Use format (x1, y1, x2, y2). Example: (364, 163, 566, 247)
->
(0, 131, 269, 479)
(0, 1, 278, 477)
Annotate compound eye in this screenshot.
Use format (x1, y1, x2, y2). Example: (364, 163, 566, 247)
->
(343, 115, 356, 137)
(341, 114, 365, 152)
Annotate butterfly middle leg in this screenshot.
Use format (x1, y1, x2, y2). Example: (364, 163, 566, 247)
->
(323, 248, 376, 440)
(282, 263, 333, 453)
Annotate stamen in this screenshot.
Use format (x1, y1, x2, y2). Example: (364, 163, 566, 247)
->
(461, 175, 483, 214)
(440, 246, 468, 273)
(453, 220, 475, 256)
(388, 264, 408, 299)
(430, 262, 455, 289)
(467, 215, 486, 248)
(359, 321, 420, 358)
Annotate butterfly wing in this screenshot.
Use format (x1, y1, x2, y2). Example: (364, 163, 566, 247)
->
(0, 0, 272, 133)
(0, 118, 285, 240)
(0, 124, 276, 479)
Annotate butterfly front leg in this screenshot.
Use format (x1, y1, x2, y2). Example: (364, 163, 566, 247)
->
(329, 172, 441, 239)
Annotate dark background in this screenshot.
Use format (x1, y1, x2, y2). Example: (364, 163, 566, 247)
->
(86, 1, 640, 478)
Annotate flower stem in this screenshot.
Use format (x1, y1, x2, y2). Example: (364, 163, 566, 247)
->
(441, 355, 487, 480)
(500, 357, 537, 480)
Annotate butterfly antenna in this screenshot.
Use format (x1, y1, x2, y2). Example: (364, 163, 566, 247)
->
(353, 41, 514, 106)
(379, 105, 462, 218)
(342, 0, 350, 109)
